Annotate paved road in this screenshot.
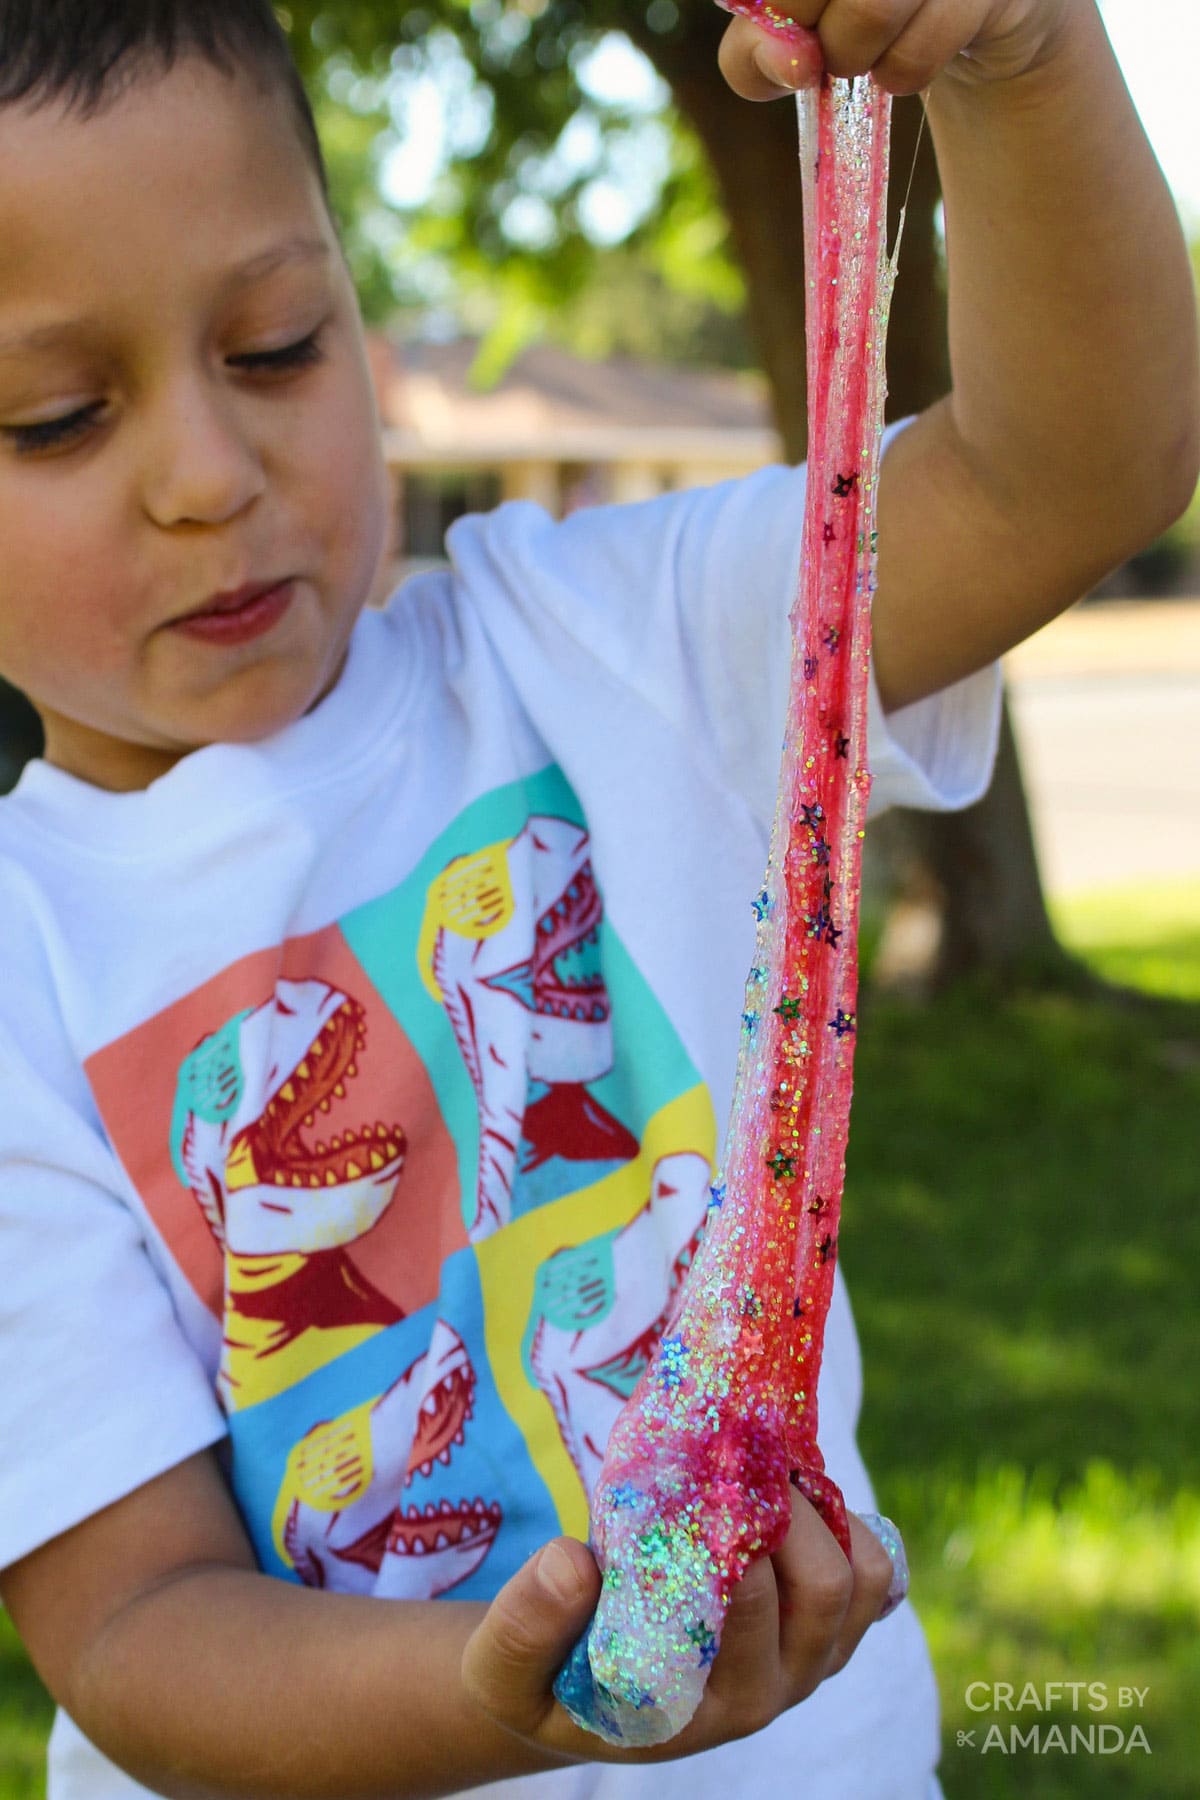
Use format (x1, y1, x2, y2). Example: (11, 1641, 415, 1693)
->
(1002, 600, 1199, 897)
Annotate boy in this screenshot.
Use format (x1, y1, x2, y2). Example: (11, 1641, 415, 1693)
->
(0, 2, 1194, 1798)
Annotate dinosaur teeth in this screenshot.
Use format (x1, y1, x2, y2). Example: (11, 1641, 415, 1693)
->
(319, 1097, 331, 1112)
(434, 1533, 450, 1551)
(345, 1161, 361, 1180)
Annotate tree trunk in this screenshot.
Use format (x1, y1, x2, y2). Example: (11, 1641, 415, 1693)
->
(625, 20, 1068, 988)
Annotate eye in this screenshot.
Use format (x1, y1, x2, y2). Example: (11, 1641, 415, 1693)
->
(3, 401, 106, 457)
(230, 328, 326, 375)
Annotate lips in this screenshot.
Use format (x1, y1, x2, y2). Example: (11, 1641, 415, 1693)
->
(181, 579, 288, 621)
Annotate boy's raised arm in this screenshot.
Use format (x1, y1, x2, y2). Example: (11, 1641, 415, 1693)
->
(876, 0, 1200, 710)
(721, 0, 1200, 711)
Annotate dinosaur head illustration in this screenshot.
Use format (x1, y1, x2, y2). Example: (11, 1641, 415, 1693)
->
(173, 978, 406, 1257)
(523, 1152, 711, 1499)
(278, 1319, 504, 1601)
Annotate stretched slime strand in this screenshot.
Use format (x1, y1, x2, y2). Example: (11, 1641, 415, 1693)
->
(553, 70, 897, 1747)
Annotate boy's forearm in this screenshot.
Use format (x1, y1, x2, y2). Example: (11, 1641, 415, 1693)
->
(69, 1564, 566, 1800)
(874, 0, 1200, 708)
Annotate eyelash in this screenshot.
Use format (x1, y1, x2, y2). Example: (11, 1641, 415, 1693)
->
(3, 328, 327, 457)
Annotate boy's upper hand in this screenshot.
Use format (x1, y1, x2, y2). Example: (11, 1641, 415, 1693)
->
(461, 1491, 895, 1763)
(715, 0, 1072, 101)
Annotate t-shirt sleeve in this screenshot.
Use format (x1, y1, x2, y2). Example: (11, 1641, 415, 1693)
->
(444, 419, 1002, 836)
(0, 1015, 226, 1572)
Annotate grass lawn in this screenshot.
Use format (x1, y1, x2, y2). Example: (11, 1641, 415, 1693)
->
(2, 881, 1197, 1798)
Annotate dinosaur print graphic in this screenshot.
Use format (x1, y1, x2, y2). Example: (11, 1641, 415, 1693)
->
(171, 977, 408, 1405)
(522, 1151, 710, 1500)
(276, 1319, 502, 1599)
(422, 816, 637, 1241)
(81, 767, 720, 1602)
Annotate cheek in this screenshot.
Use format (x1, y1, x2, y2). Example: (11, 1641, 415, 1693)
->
(0, 485, 136, 682)
(298, 381, 391, 582)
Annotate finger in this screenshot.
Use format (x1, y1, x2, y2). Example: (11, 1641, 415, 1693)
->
(818, 0, 924, 80)
(699, 1533, 784, 1732)
(871, 0, 991, 93)
(768, 1491, 856, 1704)
(460, 1537, 601, 1740)
(818, 1511, 899, 1680)
(716, 15, 824, 100)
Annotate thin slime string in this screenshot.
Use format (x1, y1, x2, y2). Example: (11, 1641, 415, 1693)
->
(553, 71, 898, 1748)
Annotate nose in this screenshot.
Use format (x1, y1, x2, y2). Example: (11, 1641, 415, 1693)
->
(140, 375, 267, 527)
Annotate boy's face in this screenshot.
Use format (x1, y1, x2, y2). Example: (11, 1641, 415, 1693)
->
(0, 57, 391, 793)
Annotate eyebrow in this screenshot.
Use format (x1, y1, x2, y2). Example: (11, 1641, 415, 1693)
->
(0, 236, 332, 359)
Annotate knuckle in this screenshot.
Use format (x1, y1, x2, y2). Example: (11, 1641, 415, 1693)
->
(848, 0, 907, 38)
(803, 1557, 855, 1627)
(484, 1598, 548, 1670)
(875, 44, 935, 93)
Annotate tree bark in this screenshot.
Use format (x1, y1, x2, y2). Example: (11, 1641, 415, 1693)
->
(626, 21, 1068, 988)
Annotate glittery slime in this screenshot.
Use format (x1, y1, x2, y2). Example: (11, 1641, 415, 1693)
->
(553, 71, 898, 1747)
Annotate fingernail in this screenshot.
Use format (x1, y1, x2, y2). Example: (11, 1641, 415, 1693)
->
(538, 1541, 583, 1604)
(754, 46, 807, 89)
(860, 1513, 910, 1620)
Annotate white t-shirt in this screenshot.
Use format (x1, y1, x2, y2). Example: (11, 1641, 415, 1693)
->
(0, 456, 1000, 1800)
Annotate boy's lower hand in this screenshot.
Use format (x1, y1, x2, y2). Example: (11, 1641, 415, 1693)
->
(461, 1493, 896, 1763)
(715, 0, 1073, 100)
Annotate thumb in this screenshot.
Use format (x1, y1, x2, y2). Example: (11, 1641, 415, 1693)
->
(461, 1537, 601, 1738)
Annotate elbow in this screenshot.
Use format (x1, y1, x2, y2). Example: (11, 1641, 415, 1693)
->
(1112, 389, 1200, 562)
(1156, 332, 1200, 529)
(1152, 408, 1200, 538)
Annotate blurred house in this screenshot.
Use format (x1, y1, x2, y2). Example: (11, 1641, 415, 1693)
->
(364, 334, 782, 593)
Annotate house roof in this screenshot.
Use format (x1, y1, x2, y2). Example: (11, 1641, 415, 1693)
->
(366, 334, 780, 468)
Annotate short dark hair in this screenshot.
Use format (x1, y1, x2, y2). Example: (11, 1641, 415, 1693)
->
(0, 0, 329, 200)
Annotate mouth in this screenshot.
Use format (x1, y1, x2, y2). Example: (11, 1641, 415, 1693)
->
(178, 578, 292, 622)
(532, 859, 609, 1023)
(226, 998, 406, 1191)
